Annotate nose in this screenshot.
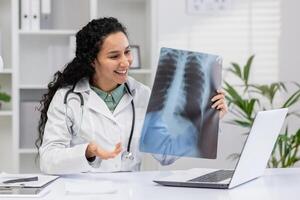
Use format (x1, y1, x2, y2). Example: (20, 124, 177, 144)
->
(120, 54, 132, 68)
(120, 55, 130, 67)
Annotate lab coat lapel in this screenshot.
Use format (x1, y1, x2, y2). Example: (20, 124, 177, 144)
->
(87, 89, 115, 121)
(113, 92, 133, 115)
(74, 77, 138, 120)
(114, 78, 137, 115)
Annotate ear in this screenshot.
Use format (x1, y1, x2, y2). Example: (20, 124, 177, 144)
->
(91, 57, 100, 68)
(91, 59, 96, 68)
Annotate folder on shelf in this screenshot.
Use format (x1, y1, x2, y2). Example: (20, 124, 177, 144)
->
(0, 173, 59, 197)
(41, 0, 52, 29)
(20, 0, 31, 30)
(31, 0, 40, 30)
(41, 0, 51, 14)
(20, 0, 40, 30)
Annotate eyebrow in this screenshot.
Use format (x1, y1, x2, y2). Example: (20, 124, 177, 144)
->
(107, 46, 130, 55)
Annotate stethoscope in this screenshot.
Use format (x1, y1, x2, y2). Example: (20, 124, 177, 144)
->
(63, 82, 135, 161)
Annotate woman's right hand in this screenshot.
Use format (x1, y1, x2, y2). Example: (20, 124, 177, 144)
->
(85, 142, 122, 160)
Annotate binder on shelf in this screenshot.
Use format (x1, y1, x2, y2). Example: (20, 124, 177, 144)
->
(20, 0, 31, 30)
(40, 0, 52, 29)
(31, 0, 40, 30)
(20, 0, 40, 30)
(41, 0, 51, 14)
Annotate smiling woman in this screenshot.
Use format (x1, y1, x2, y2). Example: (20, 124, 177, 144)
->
(35, 17, 152, 174)
(92, 32, 133, 92)
(35, 17, 227, 175)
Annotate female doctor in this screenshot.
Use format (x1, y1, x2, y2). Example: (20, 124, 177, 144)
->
(36, 17, 227, 175)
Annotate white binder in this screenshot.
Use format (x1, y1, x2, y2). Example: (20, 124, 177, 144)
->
(20, 0, 40, 30)
(41, 0, 51, 14)
(20, 0, 31, 30)
(31, 0, 40, 30)
(41, 0, 52, 29)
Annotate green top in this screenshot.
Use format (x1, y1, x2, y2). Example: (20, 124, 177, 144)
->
(91, 84, 126, 112)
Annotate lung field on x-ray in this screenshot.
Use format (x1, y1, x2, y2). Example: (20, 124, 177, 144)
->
(142, 47, 221, 158)
(147, 49, 178, 112)
(148, 49, 209, 138)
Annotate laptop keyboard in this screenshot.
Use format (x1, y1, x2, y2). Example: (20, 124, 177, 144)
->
(188, 170, 234, 183)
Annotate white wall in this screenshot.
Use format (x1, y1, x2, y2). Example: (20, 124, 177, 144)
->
(142, 0, 300, 170)
(279, 0, 300, 167)
(279, 0, 300, 83)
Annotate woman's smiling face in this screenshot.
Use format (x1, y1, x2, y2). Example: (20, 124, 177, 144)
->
(92, 31, 133, 92)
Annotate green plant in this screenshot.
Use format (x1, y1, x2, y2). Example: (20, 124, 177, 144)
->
(0, 85, 11, 103)
(224, 55, 300, 168)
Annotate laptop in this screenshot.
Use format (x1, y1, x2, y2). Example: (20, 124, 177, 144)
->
(154, 108, 288, 189)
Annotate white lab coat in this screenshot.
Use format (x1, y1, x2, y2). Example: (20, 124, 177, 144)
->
(39, 77, 151, 174)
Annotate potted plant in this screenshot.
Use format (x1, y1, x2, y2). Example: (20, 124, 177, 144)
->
(224, 55, 300, 167)
(0, 85, 11, 110)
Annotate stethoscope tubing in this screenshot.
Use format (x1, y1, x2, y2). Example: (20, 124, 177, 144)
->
(64, 82, 135, 156)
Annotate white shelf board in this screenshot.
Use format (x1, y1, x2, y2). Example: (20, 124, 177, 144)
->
(19, 148, 38, 154)
(19, 29, 77, 36)
(19, 85, 47, 90)
(0, 110, 13, 116)
(129, 69, 152, 74)
(0, 69, 13, 74)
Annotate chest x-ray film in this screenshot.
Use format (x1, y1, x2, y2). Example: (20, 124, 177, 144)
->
(139, 47, 222, 159)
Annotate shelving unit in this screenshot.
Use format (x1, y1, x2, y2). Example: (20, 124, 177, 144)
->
(0, 111, 13, 116)
(19, 30, 77, 35)
(19, 148, 38, 154)
(0, 69, 13, 74)
(0, 0, 14, 173)
(3, 0, 157, 173)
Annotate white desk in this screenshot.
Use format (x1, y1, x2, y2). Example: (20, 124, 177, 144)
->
(4, 168, 300, 200)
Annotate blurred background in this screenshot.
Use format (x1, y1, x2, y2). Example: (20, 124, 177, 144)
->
(0, 0, 299, 173)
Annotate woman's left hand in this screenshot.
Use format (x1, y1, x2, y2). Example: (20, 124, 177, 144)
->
(211, 89, 228, 119)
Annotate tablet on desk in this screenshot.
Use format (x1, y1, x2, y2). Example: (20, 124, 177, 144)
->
(0, 187, 49, 198)
(0, 173, 59, 198)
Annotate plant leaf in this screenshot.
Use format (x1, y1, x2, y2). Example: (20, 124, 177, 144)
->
(229, 63, 243, 79)
(282, 89, 300, 108)
(0, 92, 11, 102)
(243, 55, 254, 86)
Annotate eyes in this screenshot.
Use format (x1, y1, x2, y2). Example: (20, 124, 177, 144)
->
(108, 49, 132, 60)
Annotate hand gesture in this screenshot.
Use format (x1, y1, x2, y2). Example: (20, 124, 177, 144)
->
(86, 142, 122, 160)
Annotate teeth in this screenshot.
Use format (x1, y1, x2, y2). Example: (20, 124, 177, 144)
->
(116, 70, 127, 74)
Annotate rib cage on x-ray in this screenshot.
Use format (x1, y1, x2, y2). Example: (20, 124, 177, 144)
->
(147, 49, 178, 112)
(141, 47, 221, 158)
(148, 49, 207, 135)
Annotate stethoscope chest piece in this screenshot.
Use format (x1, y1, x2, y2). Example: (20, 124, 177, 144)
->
(121, 151, 134, 161)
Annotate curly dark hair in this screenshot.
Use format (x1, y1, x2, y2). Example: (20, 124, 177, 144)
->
(35, 17, 128, 150)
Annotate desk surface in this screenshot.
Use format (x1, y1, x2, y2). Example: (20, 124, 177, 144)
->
(3, 168, 300, 200)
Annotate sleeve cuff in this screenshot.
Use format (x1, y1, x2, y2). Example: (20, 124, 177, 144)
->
(88, 157, 102, 168)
